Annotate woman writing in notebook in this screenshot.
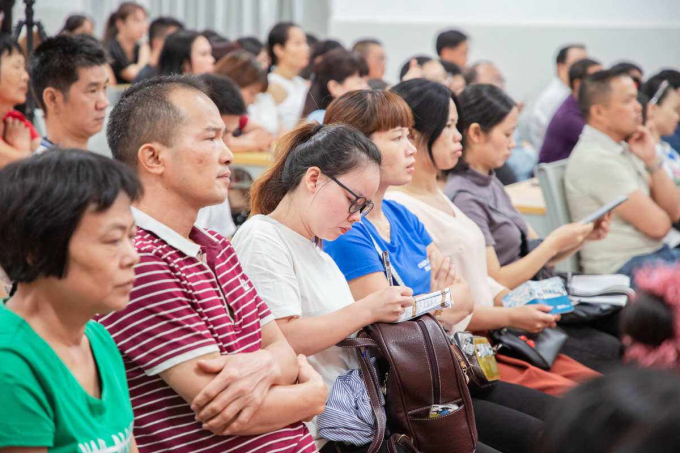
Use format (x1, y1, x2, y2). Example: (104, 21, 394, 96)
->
(233, 98, 550, 453)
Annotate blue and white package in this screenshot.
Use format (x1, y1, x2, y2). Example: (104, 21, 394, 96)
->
(502, 277, 574, 315)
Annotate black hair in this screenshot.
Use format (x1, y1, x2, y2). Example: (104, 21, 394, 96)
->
(638, 92, 651, 124)
(656, 69, 680, 89)
(158, 30, 202, 76)
(541, 367, 680, 453)
(0, 34, 23, 62)
(0, 149, 142, 283)
(642, 74, 674, 106)
(578, 69, 629, 120)
(621, 290, 675, 347)
(568, 58, 601, 90)
(452, 83, 516, 172)
(29, 35, 108, 113)
(267, 22, 299, 67)
(198, 73, 246, 117)
(107, 74, 209, 168)
(59, 15, 93, 35)
(303, 48, 366, 115)
(391, 78, 454, 163)
(148, 16, 184, 44)
(440, 60, 463, 77)
(300, 38, 345, 80)
(306, 32, 319, 47)
(556, 44, 586, 65)
(610, 61, 643, 77)
(399, 55, 433, 81)
(435, 29, 468, 56)
(202, 29, 228, 45)
(237, 36, 264, 56)
(250, 123, 382, 216)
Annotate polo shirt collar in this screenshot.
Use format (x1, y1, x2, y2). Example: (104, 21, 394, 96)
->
(582, 125, 627, 155)
(131, 207, 204, 258)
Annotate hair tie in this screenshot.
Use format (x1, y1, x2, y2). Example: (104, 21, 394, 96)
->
(311, 124, 324, 136)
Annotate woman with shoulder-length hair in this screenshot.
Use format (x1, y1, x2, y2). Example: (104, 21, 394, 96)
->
(0, 149, 142, 451)
(103, 2, 149, 83)
(157, 30, 215, 76)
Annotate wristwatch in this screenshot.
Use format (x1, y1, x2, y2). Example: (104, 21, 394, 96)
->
(646, 160, 664, 174)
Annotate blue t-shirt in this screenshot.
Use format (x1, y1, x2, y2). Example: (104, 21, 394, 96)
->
(324, 199, 433, 296)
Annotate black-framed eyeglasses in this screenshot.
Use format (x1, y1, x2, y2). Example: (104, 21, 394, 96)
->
(325, 174, 374, 218)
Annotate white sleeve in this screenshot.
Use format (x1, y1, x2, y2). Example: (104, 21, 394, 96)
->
(232, 225, 302, 319)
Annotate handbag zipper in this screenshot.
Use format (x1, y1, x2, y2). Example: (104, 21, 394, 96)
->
(416, 319, 441, 403)
(451, 345, 472, 385)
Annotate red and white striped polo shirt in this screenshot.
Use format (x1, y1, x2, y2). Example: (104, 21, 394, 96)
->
(99, 208, 317, 453)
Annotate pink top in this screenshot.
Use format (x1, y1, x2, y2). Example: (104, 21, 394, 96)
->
(99, 208, 316, 453)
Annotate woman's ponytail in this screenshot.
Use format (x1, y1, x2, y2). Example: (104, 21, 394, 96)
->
(250, 123, 324, 216)
(249, 121, 381, 216)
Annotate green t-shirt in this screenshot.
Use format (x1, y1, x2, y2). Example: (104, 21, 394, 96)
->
(0, 304, 134, 452)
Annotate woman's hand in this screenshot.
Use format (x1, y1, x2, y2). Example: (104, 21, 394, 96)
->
(430, 252, 456, 293)
(361, 286, 415, 323)
(508, 304, 559, 333)
(444, 275, 475, 321)
(4, 118, 31, 153)
(586, 213, 611, 241)
(295, 355, 327, 421)
(544, 222, 594, 254)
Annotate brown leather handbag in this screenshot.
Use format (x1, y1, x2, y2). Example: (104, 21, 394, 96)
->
(339, 314, 478, 453)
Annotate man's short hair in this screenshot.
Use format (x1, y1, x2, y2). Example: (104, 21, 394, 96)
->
(0, 149, 142, 283)
(568, 58, 601, 89)
(610, 61, 643, 77)
(578, 69, 629, 120)
(107, 75, 209, 167)
(29, 35, 108, 112)
(556, 44, 586, 65)
(148, 16, 184, 44)
(198, 73, 246, 116)
(435, 29, 468, 56)
(352, 38, 382, 57)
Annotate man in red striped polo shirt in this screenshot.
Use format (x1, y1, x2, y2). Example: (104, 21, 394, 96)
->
(98, 75, 325, 452)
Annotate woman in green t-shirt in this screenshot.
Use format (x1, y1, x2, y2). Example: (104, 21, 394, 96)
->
(0, 150, 141, 453)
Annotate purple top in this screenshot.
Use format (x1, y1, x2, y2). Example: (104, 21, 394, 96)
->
(444, 167, 529, 266)
(539, 95, 586, 164)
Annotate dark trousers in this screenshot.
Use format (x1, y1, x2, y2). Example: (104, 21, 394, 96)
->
(471, 381, 555, 453)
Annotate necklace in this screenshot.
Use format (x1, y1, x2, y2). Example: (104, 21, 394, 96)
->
(372, 215, 391, 240)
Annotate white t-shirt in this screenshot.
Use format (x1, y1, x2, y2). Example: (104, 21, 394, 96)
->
(195, 200, 236, 238)
(268, 72, 308, 132)
(231, 214, 359, 443)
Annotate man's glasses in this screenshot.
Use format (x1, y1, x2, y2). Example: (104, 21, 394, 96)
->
(325, 174, 374, 218)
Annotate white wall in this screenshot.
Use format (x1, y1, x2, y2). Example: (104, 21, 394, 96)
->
(330, 0, 680, 104)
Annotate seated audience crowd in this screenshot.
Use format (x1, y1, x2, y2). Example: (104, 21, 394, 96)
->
(0, 4, 679, 453)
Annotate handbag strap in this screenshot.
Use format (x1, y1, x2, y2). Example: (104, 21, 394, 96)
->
(337, 338, 387, 453)
(367, 229, 406, 287)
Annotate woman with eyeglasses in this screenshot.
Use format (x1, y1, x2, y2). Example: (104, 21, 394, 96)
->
(231, 121, 421, 450)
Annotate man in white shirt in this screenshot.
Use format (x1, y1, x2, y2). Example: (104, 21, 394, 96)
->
(565, 70, 680, 276)
(527, 44, 588, 149)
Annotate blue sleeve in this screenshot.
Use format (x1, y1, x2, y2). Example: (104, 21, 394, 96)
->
(324, 223, 385, 282)
(390, 200, 433, 246)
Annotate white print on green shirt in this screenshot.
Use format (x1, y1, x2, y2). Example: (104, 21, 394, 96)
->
(78, 424, 133, 453)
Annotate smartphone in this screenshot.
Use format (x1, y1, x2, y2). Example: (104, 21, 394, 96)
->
(579, 195, 628, 224)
